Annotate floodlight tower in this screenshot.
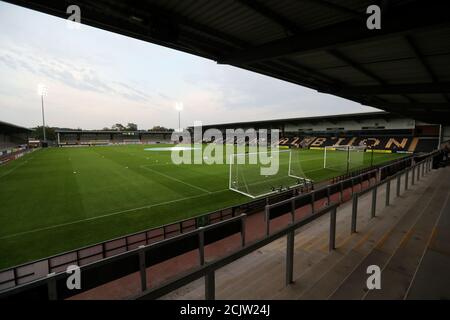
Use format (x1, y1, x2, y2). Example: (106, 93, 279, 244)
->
(175, 102, 183, 132)
(37, 84, 48, 142)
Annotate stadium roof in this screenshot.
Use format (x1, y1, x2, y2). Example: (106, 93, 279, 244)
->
(6, 0, 450, 124)
(54, 129, 173, 134)
(196, 111, 407, 129)
(0, 120, 32, 134)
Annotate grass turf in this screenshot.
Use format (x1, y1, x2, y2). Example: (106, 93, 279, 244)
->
(0, 144, 405, 268)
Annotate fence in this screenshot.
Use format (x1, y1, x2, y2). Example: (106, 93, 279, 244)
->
(0, 152, 437, 299)
(331, 154, 414, 184)
(135, 154, 435, 300)
(0, 147, 36, 165)
(0, 214, 247, 300)
(0, 185, 317, 292)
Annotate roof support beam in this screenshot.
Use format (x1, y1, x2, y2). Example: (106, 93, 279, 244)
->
(339, 82, 450, 95)
(380, 103, 450, 110)
(327, 49, 386, 84)
(405, 35, 438, 83)
(301, 0, 362, 20)
(219, 2, 450, 65)
(327, 49, 417, 103)
(4, 0, 248, 56)
(277, 57, 345, 88)
(236, 0, 302, 35)
(405, 35, 450, 103)
(261, 60, 341, 92)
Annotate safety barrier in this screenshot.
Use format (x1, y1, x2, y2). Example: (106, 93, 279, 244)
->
(134, 153, 435, 300)
(0, 214, 247, 300)
(135, 203, 339, 300)
(0, 151, 437, 299)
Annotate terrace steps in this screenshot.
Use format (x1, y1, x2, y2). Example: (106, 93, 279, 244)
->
(162, 168, 440, 300)
(299, 172, 443, 299)
(273, 174, 436, 299)
(364, 169, 450, 300)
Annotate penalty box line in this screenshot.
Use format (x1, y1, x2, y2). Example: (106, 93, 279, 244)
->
(140, 165, 212, 194)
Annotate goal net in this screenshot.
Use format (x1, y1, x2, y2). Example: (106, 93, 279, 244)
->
(323, 145, 367, 173)
(229, 149, 311, 198)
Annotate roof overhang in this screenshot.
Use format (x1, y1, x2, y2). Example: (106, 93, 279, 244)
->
(0, 120, 32, 134)
(5, 0, 450, 124)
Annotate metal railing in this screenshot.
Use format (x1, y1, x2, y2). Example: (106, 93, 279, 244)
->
(135, 203, 339, 300)
(134, 154, 435, 300)
(0, 151, 437, 299)
(0, 214, 248, 300)
(0, 182, 314, 291)
(0, 152, 415, 290)
(350, 156, 434, 233)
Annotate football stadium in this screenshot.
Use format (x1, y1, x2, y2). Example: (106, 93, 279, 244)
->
(1, 0, 450, 306)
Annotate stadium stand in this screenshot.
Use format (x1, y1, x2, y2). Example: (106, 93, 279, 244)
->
(194, 112, 439, 154)
(0, 121, 32, 165)
(58, 133, 77, 145)
(56, 130, 174, 146)
(2, 152, 444, 300)
(156, 162, 450, 300)
(141, 132, 172, 144)
(2, 0, 450, 302)
(279, 135, 438, 153)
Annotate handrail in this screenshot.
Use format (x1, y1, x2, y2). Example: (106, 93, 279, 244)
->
(134, 203, 339, 300)
(0, 151, 418, 276)
(0, 152, 436, 291)
(135, 153, 436, 300)
(0, 214, 247, 298)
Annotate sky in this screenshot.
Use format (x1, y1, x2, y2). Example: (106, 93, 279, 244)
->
(0, 2, 379, 130)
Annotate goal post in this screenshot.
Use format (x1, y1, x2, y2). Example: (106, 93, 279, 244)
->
(229, 149, 311, 198)
(323, 145, 367, 173)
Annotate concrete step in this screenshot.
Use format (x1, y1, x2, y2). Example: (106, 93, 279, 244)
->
(364, 168, 450, 300)
(329, 172, 445, 299)
(160, 168, 440, 300)
(275, 170, 439, 299)
(405, 169, 450, 300)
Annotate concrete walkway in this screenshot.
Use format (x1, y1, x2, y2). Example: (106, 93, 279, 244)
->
(161, 166, 450, 300)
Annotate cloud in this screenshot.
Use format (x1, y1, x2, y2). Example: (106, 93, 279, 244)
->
(0, 45, 154, 103)
(0, 1, 380, 130)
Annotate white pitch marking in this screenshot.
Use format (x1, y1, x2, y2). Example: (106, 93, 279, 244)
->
(140, 165, 211, 194)
(0, 188, 229, 240)
(0, 160, 30, 179)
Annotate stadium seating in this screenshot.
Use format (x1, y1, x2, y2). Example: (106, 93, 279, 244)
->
(140, 133, 171, 144)
(58, 131, 176, 146)
(278, 134, 437, 153)
(111, 134, 124, 143)
(414, 138, 440, 153)
(198, 129, 438, 153)
(59, 133, 78, 145)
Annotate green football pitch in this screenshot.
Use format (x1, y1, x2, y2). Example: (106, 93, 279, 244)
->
(0, 145, 405, 268)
